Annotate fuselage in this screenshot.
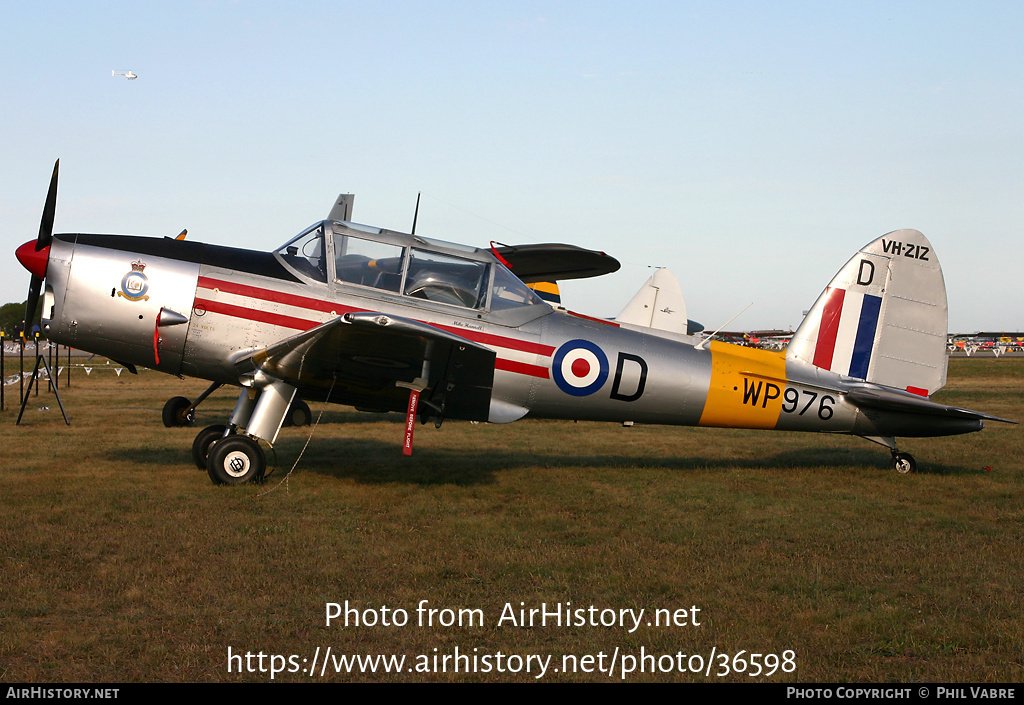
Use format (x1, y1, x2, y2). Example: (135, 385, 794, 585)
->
(30, 220, 984, 441)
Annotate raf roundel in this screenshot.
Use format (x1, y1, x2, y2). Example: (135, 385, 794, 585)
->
(552, 339, 609, 397)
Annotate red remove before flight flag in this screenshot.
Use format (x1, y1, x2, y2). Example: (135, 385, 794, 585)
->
(403, 388, 420, 456)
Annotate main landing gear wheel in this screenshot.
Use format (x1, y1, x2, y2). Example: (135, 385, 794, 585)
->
(283, 399, 312, 427)
(162, 396, 195, 427)
(207, 436, 266, 485)
(192, 424, 229, 470)
(892, 452, 917, 474)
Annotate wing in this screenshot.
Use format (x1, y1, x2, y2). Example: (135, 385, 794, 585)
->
(234, 311, 496, 421)
(493, 243, 620, 283)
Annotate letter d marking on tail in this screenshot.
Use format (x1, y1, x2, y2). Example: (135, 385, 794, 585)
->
(857, 259, 875, 286)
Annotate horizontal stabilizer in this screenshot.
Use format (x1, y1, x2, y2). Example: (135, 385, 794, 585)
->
(846, 385, 1016, 424)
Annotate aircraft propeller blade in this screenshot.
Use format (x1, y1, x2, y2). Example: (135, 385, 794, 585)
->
(24, 276, 43, 338)
(23, 159, 59, 335)
(37, 159, 59, 251)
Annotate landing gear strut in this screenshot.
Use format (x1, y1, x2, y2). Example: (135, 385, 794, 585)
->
(161, 382, 223, 427)
(860, 436, 918, 474)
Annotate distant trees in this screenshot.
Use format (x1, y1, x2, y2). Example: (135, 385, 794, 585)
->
(0, 300, 37, 338)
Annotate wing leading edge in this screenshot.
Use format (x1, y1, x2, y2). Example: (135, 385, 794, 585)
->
(235, 312, 496, 421)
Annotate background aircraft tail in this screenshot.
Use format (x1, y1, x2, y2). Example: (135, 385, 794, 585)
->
(528, 281, 561, 305)
(787, 229, 948, 396)
(617, 268, 688, 334)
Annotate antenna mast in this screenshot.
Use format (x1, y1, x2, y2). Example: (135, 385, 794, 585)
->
(411, 192, 421, 235)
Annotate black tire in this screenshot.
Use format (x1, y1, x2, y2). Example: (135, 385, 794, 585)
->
(289, 400, 312, 427)
(162, 396, 195, 428)
(206, 436, 266, 486)
(892, 452, 916, 474)
(192, 424, 228, 470)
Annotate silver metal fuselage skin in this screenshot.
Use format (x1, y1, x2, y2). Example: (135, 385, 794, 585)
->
(38, 221, 983, 444)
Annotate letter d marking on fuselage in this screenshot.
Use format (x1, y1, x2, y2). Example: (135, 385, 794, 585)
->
(610, 352, 648, 402)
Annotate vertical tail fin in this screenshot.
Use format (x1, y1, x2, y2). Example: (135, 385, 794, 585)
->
(787, 229, 948, 395)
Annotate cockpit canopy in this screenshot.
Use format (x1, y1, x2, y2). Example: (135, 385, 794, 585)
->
(275, 220, 547, 317)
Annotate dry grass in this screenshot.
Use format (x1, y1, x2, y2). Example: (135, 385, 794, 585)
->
(1, 357, 1021, 682)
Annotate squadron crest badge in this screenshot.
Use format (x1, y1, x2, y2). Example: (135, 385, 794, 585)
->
(118, 260, 150, 301)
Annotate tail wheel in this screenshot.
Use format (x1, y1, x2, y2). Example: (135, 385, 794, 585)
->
(162, 396, 195, 427)
(892, 452, 917, 474)
(207, 436, 266, 485)
(192, 424, 229, 470)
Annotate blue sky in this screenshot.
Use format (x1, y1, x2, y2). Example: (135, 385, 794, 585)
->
(2, 1, 1022, 332)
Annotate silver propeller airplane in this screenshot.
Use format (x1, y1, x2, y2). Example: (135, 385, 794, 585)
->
(15, 161, 1013, 484)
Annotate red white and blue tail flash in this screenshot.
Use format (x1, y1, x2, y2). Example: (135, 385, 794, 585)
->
(811, 287, 883, 380)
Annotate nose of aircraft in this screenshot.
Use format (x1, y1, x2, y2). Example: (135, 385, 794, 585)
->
(16, 240, 50, 280)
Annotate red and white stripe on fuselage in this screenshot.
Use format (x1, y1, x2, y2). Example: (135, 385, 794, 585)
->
(193, 275, 554, 379)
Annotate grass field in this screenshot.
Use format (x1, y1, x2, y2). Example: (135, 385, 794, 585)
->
(1, 357, 1022, 682)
